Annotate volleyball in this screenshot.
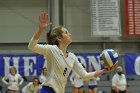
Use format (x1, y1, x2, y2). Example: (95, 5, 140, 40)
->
(99, 49, 118, 68)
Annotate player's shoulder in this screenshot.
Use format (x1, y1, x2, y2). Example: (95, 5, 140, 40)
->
(15, 73, 22, 78)
(68, 52, 77, 58)
(44, 44, 56, 48)
(39, 74, 44, 78)
(68, 52, 75, 56)
(43, 45, 58, 51)
(112, 74, 117, 78)
(122, 74, 126, 77)
(27, 82, 33, 86)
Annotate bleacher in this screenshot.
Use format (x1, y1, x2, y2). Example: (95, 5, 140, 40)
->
(65, 74, 140, 93)
(0, 74, 140, 93)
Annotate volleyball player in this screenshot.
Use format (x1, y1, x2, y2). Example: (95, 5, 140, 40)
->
(28, 12, 117, 93)
(69, 64, 85, 93)
(2, 67, 23, 93)
(87, 65, 100, 93)
(22, 78, 41, 93)
(39, 67, 48, 85)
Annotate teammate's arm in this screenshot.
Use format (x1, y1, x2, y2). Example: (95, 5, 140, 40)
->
(22, 82, 32, 93)
(2, 75, 9, 85)
(18, 74, 24, 86)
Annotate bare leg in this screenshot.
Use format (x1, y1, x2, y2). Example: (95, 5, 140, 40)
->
(79, 88, 84, 93)
(93, 88, 98, 93)
(88, 89, 92, 93)
(7, 90, 19, 93)
(74, 87, 78, 93)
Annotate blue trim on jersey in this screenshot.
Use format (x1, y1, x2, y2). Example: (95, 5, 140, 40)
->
(76, 85, 84, 89)
(40, 86, 55, 93)
(7, 89, 18, 92)
(88, 85, 98, 89)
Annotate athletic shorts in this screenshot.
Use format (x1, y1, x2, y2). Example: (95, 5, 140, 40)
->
(75, 85, 84, 89)
(88, 85, 98, 89)
(7, 89, 18, 92)
(40, 86, 56, 93)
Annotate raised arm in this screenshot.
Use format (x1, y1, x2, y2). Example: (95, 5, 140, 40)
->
(28, 13, 50, 54)
(34, 13, 49, 40)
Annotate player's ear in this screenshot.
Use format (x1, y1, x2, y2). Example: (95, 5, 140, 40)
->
(56, 36, 62, 42)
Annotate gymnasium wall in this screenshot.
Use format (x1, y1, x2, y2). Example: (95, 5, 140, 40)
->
(0, 0, 140, 54)
(0, 0, 47, 43)
(0, 0, 140, 93)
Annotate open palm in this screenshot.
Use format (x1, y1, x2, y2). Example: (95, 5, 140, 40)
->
(39, 13, 49, 30)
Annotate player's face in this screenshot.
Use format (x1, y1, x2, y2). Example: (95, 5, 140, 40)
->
(33, 79, 39, 86)
(60, 27, 72, 45)
(43, 68, 48, 75)
(10, 68, 16, 75)
(117, 68, 122, 72)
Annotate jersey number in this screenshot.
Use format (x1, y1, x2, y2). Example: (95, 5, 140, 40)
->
(63, 67, 67, 77)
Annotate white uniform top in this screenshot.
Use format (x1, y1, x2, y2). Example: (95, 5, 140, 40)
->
(22, 82, 42, 93)
(88, 77, 100, 86)
(69, 72, 84, 88)
(112, 73, 127, 91)
(2, 73, 23, 90)
(87, 58, 101, 86)
(39, 74, 47, 85)
(28, 38, 96, 93)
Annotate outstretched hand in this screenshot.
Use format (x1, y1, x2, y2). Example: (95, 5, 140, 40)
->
(104, 63, 118, 73)
(39, 13, 50, 31)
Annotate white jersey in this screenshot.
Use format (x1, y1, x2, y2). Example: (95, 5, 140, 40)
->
(39, 74, 47, 85)
(87, 58, 101, 86)
(28, 38, 96, 93)
(112, 73, 127, 91)
(2, 73, 23, 90)
(22, 82, 41, 93)
(88, 77, 100, 86)
(69, 72, 84, 88)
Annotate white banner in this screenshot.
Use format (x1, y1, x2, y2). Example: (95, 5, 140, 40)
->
(91, 0, 121, 36)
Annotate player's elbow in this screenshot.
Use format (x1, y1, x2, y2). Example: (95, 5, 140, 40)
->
(28, 44, 32, 50)
(28, 43, 34, 51)
(82, 76, 88, 80)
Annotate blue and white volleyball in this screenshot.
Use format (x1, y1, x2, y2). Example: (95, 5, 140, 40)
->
(99, 49, 118, 68)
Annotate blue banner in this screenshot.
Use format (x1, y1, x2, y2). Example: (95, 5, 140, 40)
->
(0, 54, 45, 76)
(2, 54, 140, 76)
(125, 54, 140, 75)
(76, 53, 101, 71)
(0, 54, 101, 76)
